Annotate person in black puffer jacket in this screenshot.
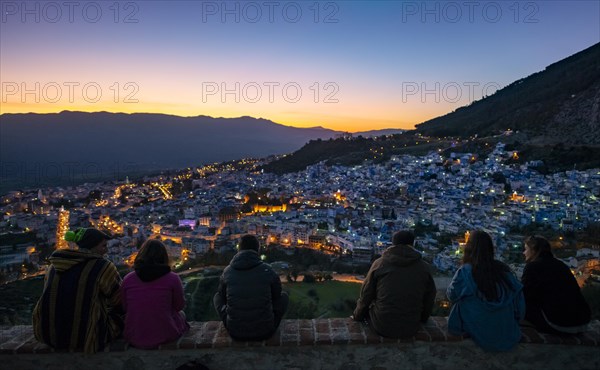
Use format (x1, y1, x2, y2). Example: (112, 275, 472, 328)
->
(213, 235, 289, 340)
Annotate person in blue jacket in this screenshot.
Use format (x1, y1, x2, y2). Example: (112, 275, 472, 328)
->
(447, 230, 525, 351)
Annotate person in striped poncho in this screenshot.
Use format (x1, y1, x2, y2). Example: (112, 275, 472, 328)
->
(33, 228, 123, 353)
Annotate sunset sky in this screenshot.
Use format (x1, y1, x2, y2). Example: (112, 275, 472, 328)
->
(1, 0, 598, 132)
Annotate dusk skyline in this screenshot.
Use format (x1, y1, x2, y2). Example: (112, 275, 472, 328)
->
(1, 0, 599, 131)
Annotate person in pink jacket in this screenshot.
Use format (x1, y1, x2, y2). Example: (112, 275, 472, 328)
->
(122, 239, 189, 348)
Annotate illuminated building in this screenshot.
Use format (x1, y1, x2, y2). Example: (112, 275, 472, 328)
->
(308, 234, 326, 249)
(252, 204, 287, 213)
(37, 189, 47, 204)
(511, 191, 526, 203)
(179, 219, 197, 229)
(334, 190, 346, 202)
(55, 207, 70, 250)
(218, 207, 238, 222)
(92, 215, 124, 235)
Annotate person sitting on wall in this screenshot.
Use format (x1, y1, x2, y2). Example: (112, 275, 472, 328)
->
(213, 234, 289, 341)
(447, 230, 525, 352)
(121, 239, 190, 349)
(33, 228, 123, 353)
(521, 235, 591, 334)
(352, 230, 436, 338)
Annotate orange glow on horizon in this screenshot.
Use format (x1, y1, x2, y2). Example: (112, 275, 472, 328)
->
(0, 104, 426, 132)
(0, 73, 456, 131)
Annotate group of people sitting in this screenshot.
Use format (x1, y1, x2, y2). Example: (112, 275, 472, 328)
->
(32, 228, 591, 354)
(354, 230, 592, 352)
(32, 230, 287, 353)
(32, 228, 190, 353)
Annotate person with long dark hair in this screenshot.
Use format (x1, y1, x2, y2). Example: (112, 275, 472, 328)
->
(522, 235, 590, 334)
(121, 239, 189, 348)
(447, 230, 525, 351)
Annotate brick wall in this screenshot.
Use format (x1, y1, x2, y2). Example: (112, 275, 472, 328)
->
(1, 317, 599, 370)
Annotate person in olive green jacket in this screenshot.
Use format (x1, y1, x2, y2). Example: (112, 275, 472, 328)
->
(352, 231, 436, 338)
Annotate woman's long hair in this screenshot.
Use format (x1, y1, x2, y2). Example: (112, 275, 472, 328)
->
(524, 235, 553, 260)
(134, 239, 169, 269)
(463, 230, 511, 301)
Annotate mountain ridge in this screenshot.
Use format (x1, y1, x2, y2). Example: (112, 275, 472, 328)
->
(414, 42, 600, 146)
(0, 111, 342, 192)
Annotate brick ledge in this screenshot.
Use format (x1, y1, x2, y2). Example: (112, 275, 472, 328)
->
(1, 317, 599, 354)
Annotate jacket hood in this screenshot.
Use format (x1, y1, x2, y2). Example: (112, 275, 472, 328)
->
(382, 245, 422, 266)
(460, 264, 522, 310)
(230, 250, 263, 271)
(48, 249, 102, 273)
(135, 265, 171, 282)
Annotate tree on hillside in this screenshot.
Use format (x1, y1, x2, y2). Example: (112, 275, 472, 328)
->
(314, 271, 324, 282)
(286, 272, 295, 283)
(303, 272, 316, 283)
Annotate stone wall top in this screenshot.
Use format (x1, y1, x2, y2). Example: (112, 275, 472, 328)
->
(1, 317, 599, 355)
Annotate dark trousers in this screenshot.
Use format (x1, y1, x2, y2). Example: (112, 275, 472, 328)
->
(213, 291, 289, 340)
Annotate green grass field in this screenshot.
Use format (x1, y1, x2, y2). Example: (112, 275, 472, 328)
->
(182, 273, 362, 321)
(283, 280, 361, 319)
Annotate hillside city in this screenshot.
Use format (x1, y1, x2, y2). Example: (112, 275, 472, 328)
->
(1, 138, 599, 287)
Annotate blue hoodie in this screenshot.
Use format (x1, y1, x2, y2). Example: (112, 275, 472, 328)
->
(447, 264, 525, 351)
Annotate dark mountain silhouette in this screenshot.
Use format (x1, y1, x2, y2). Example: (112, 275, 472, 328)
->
(0, 111, 339, 191)
(415, 43, 600, 146)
